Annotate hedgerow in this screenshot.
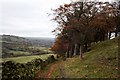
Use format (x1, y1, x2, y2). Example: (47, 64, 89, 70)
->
(2, 55, 56, 80)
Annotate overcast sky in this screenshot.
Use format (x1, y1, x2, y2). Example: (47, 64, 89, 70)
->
(0, 0, 117, 38)
(0, 0, 71, 38)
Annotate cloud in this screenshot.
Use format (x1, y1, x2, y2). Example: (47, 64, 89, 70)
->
(0, 0, 71, 38)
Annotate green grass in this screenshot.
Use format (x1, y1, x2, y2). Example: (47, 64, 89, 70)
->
(29, 46, 52, 53)
(2, 54, 56, 63)
(50, 37, 119, 78)
(9, 51, 31, 55)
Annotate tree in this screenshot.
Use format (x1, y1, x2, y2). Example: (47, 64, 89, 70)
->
(51, 35, 67, 55)
(51, 1, 119, 60)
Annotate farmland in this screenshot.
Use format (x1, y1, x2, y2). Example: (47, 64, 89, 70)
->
(2, 54, 56, 63)
(1, 35, 54, 57)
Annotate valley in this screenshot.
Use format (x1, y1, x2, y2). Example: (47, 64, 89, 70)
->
(1, 35, 55, 58)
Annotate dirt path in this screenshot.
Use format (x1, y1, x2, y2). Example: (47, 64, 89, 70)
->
(46, 63, 57, 78)
(46, 62, 67, 78)
(37, 70, 42, 78)
(37, 61, 67, 78)
(59, 62, 67, 78)
(37, 63, 57, 78)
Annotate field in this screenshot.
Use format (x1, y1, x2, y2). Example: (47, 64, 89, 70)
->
(2, 54, 56, 63)
(28, 46, 52, 53)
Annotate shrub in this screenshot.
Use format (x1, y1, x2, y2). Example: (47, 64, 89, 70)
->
(46, 55, 56, 63)
(2, 61, 36, 80)
(31, 58, 43, 67)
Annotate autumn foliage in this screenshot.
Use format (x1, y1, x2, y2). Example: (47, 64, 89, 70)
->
(51, 36, 67, 53)
(51, 1, 120, 58)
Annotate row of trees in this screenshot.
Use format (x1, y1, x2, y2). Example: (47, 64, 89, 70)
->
(51, 1, 120, 59)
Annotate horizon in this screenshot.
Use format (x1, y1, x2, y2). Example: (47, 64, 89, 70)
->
(1, 34, 56, 38)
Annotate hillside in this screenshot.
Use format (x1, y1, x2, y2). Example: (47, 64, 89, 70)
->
(1, 35, 30, 43)
(44, 37, 119, 78)
(1, 35, 54, 58)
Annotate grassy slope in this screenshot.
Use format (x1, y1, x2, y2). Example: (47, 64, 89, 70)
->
(2, 54, 56, 63)
(51, 37, 119, 78)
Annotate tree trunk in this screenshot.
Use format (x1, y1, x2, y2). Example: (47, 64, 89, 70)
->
(87, 43, 91, 51)
(84, 42, 88, 52)
(74, 44, 77, 56)
(108, 32, 111, 39)
(69, 44, 75, 58)
(115, 30, 118, 37)
(100, 32, 105, 41)
(72, 44, 75, 56)
(76, 44, 80, 55)
(79, 45, 83, 60)
(69, 44, 72, 58)
(66, 45, 70, 58)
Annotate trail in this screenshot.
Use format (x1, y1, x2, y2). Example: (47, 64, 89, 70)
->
(59, 62, 67, 78)
(46, 62, 67, 78)
(37, 69, 42, 78)
(37, 62, 67, 78)
(37, 63, 57, 78)
(46, 63, 57, 78)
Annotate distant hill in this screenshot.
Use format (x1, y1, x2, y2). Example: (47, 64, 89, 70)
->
(26, 37, 55, 47)
(1, 35, 30, 43)
(1, 35, 32, 50)
(1, 35, 31, 57)
(1, 35, 55, 58)
(1, 35, 55, 47)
